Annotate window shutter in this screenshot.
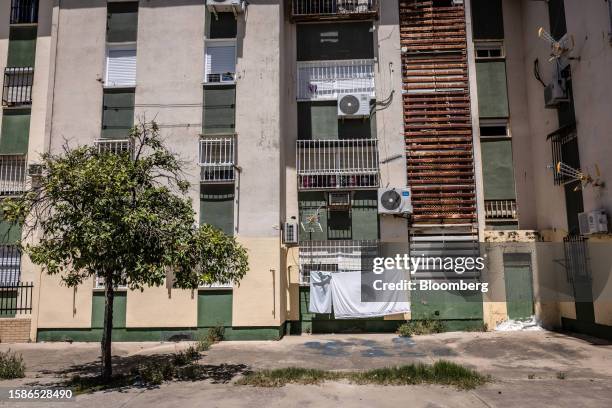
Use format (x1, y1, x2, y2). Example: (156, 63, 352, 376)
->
(106, 48, 137, 87)
(204, 42, 236, 82)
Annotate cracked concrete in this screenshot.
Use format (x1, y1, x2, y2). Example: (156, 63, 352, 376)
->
(0, 330, 611, 407)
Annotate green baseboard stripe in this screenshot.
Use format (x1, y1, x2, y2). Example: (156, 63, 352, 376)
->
(37, 325, 285, 342)
(290, 318, 484, 335)
(561, 317, 612, 341)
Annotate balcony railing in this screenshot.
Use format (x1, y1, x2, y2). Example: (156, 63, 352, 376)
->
(2, 67, 34, 107)
(94, 139, 133, 156)
(291, 0, 379, 21)
(0, 155, 27, 196)
(296, 59, 375, 101)
(297, 139, 379, 190)
(0, 282, 32, 316)
(199, 136, 236, 183)
(484, 199, 517, 220)
(298, 240, 379, 284)
(10, 0, 39, 25)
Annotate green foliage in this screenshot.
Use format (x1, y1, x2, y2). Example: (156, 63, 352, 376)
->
(135, 360, 175, 386)
(397, 317, 446, 337)
(206, 325, 225, 343)
(2, 121, 249, 291)
(197, 337, 212, 352)
(173, 346, 200, 366)
(236, 361, 489, 390)
(0, 350, 25, 379)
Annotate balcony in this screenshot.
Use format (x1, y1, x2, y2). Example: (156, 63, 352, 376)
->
(199, 136, 236, 183)
(0, 155, 27, 196)
(484, 199, 517, 221)
(298, 240, 379, 284)
(296, 59, 375, 101)
(2, 67, 34, 107)
(94, 139, 133, 155)
(291, 0, 379, 22)
(10, 0, 39, 25)
(297, 139, 379, 190)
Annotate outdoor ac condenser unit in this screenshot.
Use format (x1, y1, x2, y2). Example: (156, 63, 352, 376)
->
(338, 93, 371, 118)
(283, 221, 299, 246)
(578, 210, 609, 235)
(377, 187, 413, 215)
(206, 0, 245, 13)
(545, 67, 569, 108)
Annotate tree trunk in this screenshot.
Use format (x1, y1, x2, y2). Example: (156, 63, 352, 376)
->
(101, 275, 114, 381)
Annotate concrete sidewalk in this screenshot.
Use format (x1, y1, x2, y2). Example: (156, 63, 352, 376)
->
(1, 331, 611, 407)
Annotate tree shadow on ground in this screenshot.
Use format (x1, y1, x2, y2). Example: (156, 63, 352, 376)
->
(29, 353, 249, 393)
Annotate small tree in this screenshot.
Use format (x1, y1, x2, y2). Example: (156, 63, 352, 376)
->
(3, 122, 248, 381)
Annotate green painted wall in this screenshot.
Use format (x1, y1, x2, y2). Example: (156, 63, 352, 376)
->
(481, 139, 516, 200)
(476, 61, 509, 118)
(101, 89, 135, 139)
(200, 184, 234, 236)
(351, 191, 378, 240)
(203, 86, 235, 135)
(504, 263, 534, 320)
(298, 102, 376, 140)
(7, 26, 37, 67)
(299, 192, 328, 242)
(197, 290, 232, 327)
(0, 221, 21, 244)
(298, 192, 378, 242)
(91, 292, 127, 329)
(411, 290, 483, 320)
(37, 326, 284, 342)
(297, 22, 374, 61)
(0, 109, 31, 154)
(107, 2, 139, 43)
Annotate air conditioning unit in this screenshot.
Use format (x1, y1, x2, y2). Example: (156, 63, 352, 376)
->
(578, 210, 609, 235)
(378, 187, 413, 215)
(338, 93, 371, 118)
(328, 192, 351, 210)
(207, 0, 245, 13)
(545, 68, 568, 109)
(283, 221, 299, 245)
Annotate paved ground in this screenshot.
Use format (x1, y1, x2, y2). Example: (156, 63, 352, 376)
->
(1, 330, 611, 407)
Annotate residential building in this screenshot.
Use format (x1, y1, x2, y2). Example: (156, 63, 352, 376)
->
(0, 0, 610, 342)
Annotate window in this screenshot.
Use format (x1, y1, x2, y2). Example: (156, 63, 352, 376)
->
(471, 0, 504, 40)
(105, 46, 137, 88)
(204, 40, 237, 84)
(10, 0, 39, 25)
(7, 26, 37, 68)
(107, 2, 139, 43)
(297, 22, 374, 61)
(548, 0, 567, 40)
(200, 184, 235, 236)
(480, 119, 509, 139)
(0, 109, 30, 155)
(476, 61, 509, 118)
(475, 41, 505, 60)
(203, 85, 235, 133)
(102, 89, 135, 139)
(209, 12, 237, 39)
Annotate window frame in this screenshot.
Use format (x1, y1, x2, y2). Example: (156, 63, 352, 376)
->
(474, 40, 505, 61)
(104, 43, 137, 89)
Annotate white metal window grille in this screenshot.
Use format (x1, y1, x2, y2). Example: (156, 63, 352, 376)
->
(0, 155, 27, 196)
(474, 41, 505, 60)
(484, 199, 517, 220)
(296, 59, 375, 101)
(105, 47, 137, 88)
(199, 136, 236, 183)
(292, 0, 378, 18)
(298, 240, 379, 285)
(94, 139, 133, 155)
(95, 275, 128, 289)
(0, 245, 21, 285)
(2, 67, 34, 106)
(204, 40, 237, 84)
(297, 139, 379, 190)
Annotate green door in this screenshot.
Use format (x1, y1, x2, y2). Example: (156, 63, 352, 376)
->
(503, 254, 534, 320)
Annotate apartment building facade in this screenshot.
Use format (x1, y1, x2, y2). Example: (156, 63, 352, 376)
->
(0, 0, 610, 342)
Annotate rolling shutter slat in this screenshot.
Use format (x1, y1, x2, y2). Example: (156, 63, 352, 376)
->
(106, 49, 137, 87)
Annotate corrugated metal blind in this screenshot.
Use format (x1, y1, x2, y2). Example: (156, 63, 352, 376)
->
(204, 43, 236, 79)
(106, 48, 137, 87)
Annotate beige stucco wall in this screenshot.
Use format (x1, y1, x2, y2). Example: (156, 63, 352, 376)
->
(37, 275, 94, 329)
(501, 0, 537, 229)
(126, 287, 198, 328)
(231, 2, 284, 327)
